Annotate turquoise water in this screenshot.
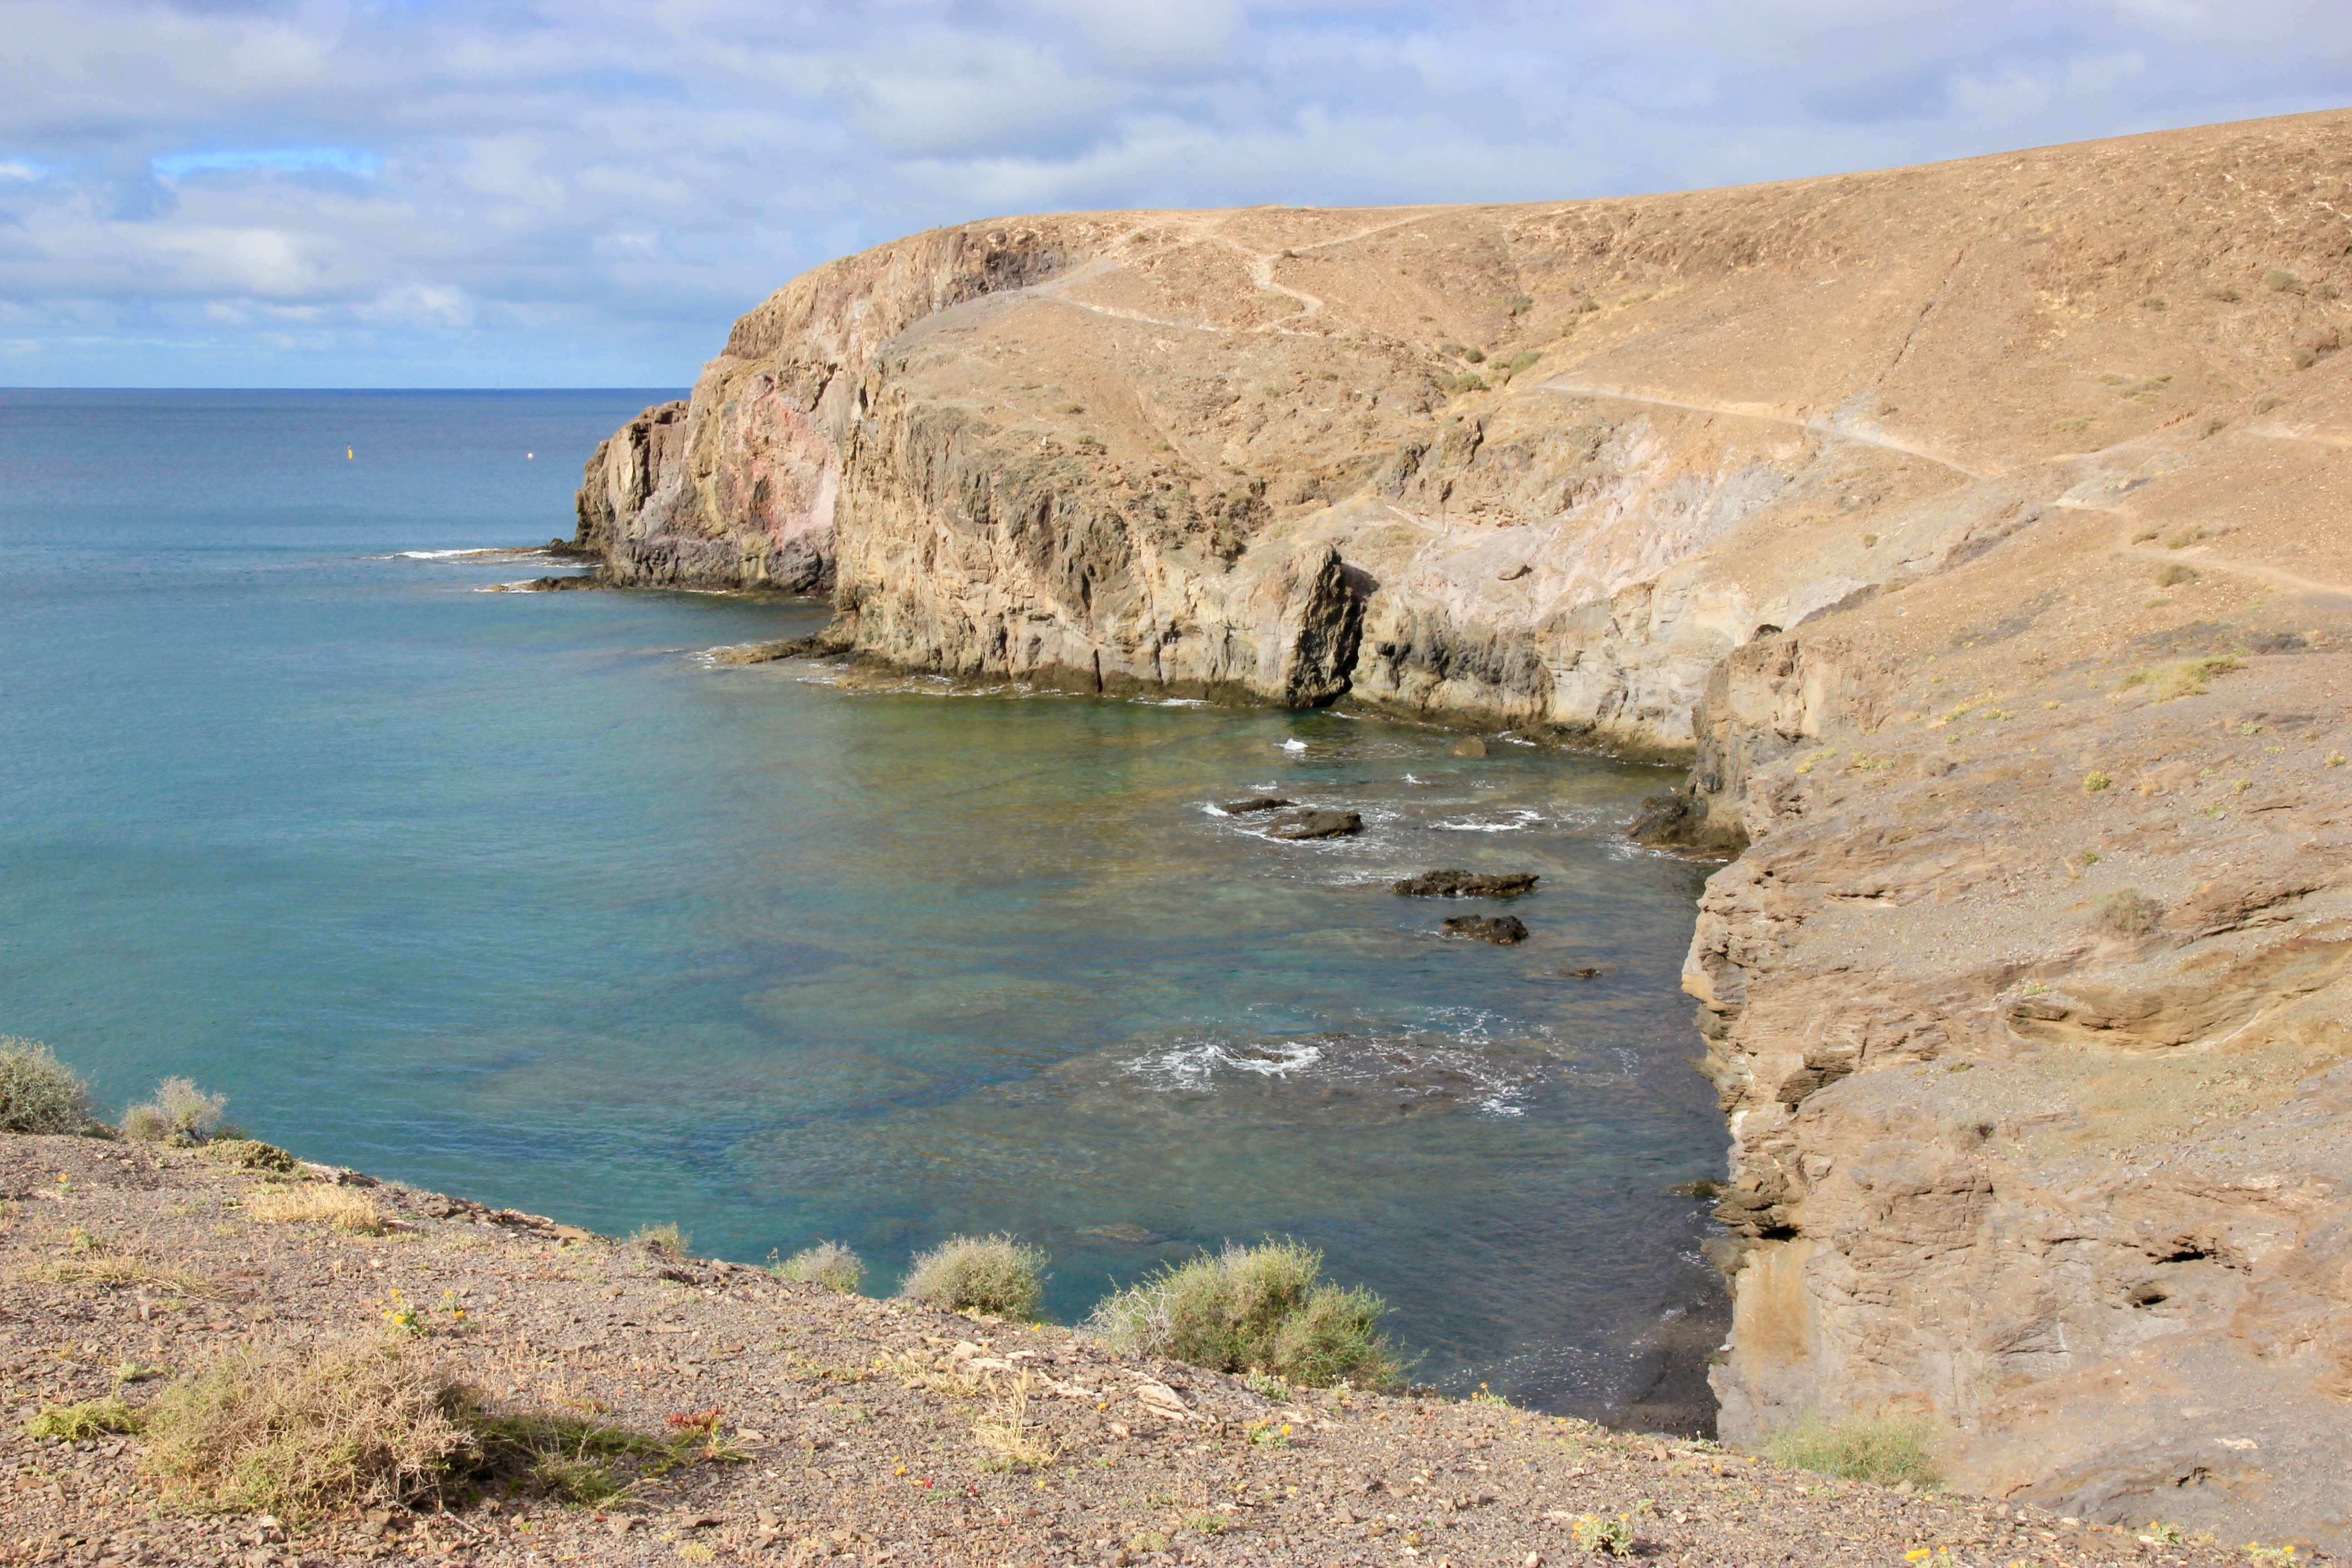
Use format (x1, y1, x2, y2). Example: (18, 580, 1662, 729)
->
(0, 390, 1725, 1424)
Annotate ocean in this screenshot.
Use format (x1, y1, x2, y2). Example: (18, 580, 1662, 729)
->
(0, 388, 1726, 1423)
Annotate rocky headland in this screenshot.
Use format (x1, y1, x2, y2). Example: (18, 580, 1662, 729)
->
(574, 109, 2352, 1553)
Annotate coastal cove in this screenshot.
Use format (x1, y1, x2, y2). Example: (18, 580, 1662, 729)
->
(0, 390, 1729, 1426)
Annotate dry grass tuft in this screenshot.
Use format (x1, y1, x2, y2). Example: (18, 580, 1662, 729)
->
(972, 1373, 1058, 1472)
(245, 1184, 386, 1235)
(24, 1250, 222, 1298)
(897, 1235, 1048, 1320)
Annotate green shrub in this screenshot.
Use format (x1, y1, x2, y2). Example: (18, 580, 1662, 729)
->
(898, 1234, 1048, 1319)
(770, 1240, 864, 1295)
(1763, 1411, 1942, 1488)
(2153, 563, 2198, 587)
(27, 1397, 142, 1440)
(1441, 373, 1488, 396)
(0, 1037, 93, 1134)
(122, 1076, 228, 1143)
(1087, 1240, 1399, 1388)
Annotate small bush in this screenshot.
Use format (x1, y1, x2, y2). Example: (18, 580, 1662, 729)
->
(246, 1184, 385, 1235)
(2153, 563, 2198, 587)
(898, 1234, 1048, 1320)
(2082, 771, 2112, 793)
(143, 1344, 472, 1520)
(1460, 346, 1486, 364)
(1087, 1240, 1398, 1388)
(2262, 268, 2304, 294)
(1763, 1411, 1942, 1488)
(973, 1373, 1058, 1471)
(1440, 373, 1487, 396)
(142, 1341, 666, 1522)
(2206, 286, 2241, 303)
(27, 1397, 142, 1440)
(2097, 888, 2165, 936)
(122, 1077, 228, 1143)
(208, 1138, 296, 1172)
(628, 1221, 690, 1258)
(770, 1240, 863, 1295)
(0, 1037, 93, 1133)
(1572, 1512, 1637, 1555)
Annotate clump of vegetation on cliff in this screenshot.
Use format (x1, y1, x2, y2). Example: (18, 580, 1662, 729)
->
(140, 1341, 671, 1521)
(898, 1234, 1048, 1319)
(1088, 1240, 1399, 1388)
(0, 1036, 94, 1134)
(771, 1240, 864, 1294)
(121, 1075, 229, 1143)
(1764, 1411, 1942, 1489)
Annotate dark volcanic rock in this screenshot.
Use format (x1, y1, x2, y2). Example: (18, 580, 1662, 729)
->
(1265, 808, 1363, 840)
(1442, 915, 1528, 945)
(1392, 869, 1539, 898)
(1220, 795, 1294, 814)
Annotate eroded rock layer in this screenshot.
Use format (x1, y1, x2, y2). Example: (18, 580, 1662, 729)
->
(581, 110, 2352, 1553)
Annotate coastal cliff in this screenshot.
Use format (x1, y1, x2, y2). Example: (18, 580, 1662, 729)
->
(579, 110, 2352, 1551)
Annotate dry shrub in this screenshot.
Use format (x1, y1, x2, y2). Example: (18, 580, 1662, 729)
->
(121, 1077, 228, 1143)
(897, 1235, 1048, 1319)
(2097, 888, 2166, 937)
(0, 1037, 93, 1133)
(627, 1222, 691, 1258)
(141, 1342, 667, 1522)
(142, 1343, 475, 1520)
(1764, 1411, 1942, 1488)
(1087, 1240, 1399, 1388)
(770, 1240, 863, 1295)
(246, 1184, 385, 1235)
(2152, 563, 2198, 588)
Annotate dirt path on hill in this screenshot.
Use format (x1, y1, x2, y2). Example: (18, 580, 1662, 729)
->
(1535, 381, 1998, 480)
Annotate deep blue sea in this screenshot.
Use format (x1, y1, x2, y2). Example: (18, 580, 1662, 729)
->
(0, 389, 1726, 1422)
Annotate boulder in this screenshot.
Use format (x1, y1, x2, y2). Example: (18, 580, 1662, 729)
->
(1442, 915, 1528, 945)
(1451, 737, 1489, 758)
(1220, 796, 1294, 814)
(1392, 869, 1539, 898)
(1265, 808, 1363, 840)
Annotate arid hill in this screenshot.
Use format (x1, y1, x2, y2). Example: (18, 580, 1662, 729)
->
(575, 109, 2352, 1553)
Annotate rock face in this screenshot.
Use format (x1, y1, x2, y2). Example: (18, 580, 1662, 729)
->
(583, 109, 2352, 1552)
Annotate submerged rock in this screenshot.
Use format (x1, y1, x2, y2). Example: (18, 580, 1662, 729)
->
(1078, 1223, 1165, 1245)
(1265, 808, 1363, 840)
(1219, 795, 1294, 814)
(1442, 915, 1528, 945)
(1392, 869, 1539, 898)
(1450, 737, 1489, 758)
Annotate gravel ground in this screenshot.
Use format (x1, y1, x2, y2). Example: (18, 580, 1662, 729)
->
(2, 1134, 2279, 1568)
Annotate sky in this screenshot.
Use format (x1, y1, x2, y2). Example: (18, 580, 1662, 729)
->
(3, 1, 2349, 387)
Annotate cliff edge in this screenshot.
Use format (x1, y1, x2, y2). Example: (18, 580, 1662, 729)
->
(579, 109, 2352, 1551)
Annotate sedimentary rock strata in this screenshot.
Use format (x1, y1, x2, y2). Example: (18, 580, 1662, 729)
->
(580, 108, 2352, 1550)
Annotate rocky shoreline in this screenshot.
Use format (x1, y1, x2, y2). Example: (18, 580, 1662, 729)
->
(1, 1132, 2285, 1566)
(565, 110, 2352, 1553)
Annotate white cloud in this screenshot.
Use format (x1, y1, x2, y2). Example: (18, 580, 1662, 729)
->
(0, 0, 2345, 384)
